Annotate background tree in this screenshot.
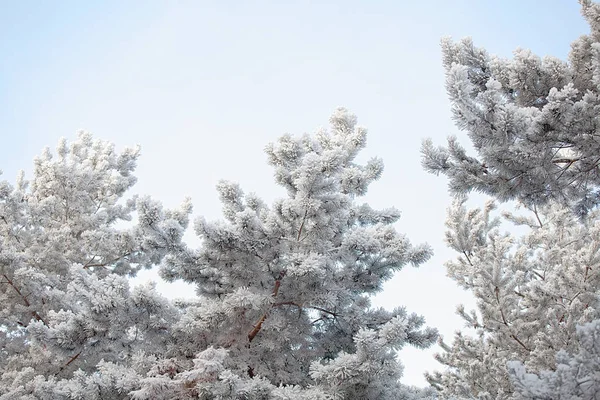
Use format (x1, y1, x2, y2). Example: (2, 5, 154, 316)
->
(425, 199, 600, 399)
(423, 1, 600, 398)
(0, 133, 192, 399)
(422, 0, 600, 218)
(508, 319, 600, 400)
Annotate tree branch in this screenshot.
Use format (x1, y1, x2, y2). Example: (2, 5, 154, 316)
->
(273, 301, 339, 317)
(2, 274, 47, 326)
(83, 252, 131, 269)
(297, 208, 309, 241)
(462, 251, 473, 266)
(248, 271, 286, 343)
(495, 286, 531, 352)
(55, 350, 82, 376)
(552, 157, 580, 165)
(533, 203, 544, 228)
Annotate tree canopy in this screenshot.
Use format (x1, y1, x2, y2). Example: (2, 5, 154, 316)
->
(424, 1, 600, 399)
(422, 0, 600, 218)
(1, 111, 436, 399)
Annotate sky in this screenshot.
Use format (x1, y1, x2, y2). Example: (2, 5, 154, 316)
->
(0, 0, 590, 387)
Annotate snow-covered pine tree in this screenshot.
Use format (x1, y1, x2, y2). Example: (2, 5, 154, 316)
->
(423, 1, 600, 399)
(508, 319, 600, 400)
(422, 0, 600, 218)
(425, 199, 600, 399)
(0, 133, 192, 399)
(1, 110, 437, 399)
(131, 108, 438, 399)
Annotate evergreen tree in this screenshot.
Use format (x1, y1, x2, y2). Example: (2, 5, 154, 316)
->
(0, 133, 192, 399)
(508, 320, 600, 400)
(423, 1, 600, 398)
(1, 110, 437, 399)
(422, 0, 600, 218)
(133, 108, 437, 399)
(425, 199, 600, 399)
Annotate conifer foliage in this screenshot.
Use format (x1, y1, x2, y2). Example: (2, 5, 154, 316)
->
(0, 133, 192, 399)
(426, 199, 600, 399)
(423, 1, 600, 399)
(422, 0, 600, 218)
(134, 108, 436, 399)
(1, 110, 436, 399)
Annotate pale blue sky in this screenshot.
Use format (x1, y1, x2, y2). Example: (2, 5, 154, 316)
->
(0, 0, 589, 387)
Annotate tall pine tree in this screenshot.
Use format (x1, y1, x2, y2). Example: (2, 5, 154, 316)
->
(0, 133, 191, 399)
(133, 108, 437, 399)
(423, 1, 600, 398)
(422, 0, 600, 218)
(1, 110, 437, 399)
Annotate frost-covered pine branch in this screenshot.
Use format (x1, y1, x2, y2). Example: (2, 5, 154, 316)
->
(422, 0, 600, 218)
(132, 108, 437, 399)
(426, 198, 600, 398)
(508, 320, 600, 400)
(0, 133, 191, 399)
(426, 192, 600, 399)
(1, 111, 437, 399)
(423, 2, 600, 398)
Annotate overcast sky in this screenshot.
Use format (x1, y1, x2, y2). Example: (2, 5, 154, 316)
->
(0, 0, 589, 387)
